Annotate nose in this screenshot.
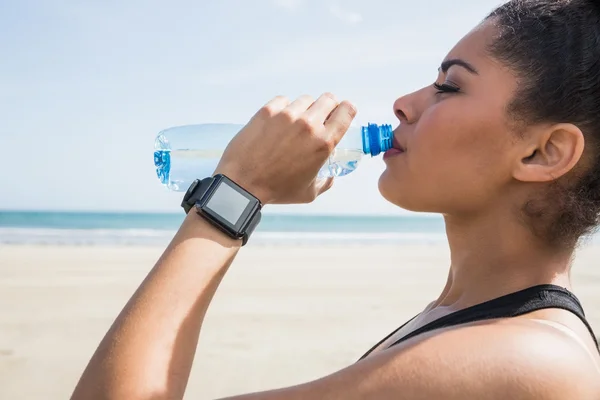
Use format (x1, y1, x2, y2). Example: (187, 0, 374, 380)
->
(393, 88, 425, 124)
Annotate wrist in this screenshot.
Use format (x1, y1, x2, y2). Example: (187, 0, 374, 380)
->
(181, 174, 263, 246)
(181, 210, 243, 249)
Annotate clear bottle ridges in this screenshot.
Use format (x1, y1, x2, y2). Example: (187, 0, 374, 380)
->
(154, 123, 393, 192)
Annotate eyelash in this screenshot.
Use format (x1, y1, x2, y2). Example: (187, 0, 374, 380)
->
(433, 82, 460, 94)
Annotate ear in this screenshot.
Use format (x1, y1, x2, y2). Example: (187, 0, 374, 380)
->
(512, 123, 585, 183)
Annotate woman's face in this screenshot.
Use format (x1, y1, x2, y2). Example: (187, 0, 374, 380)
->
(379, 21, 523, 215)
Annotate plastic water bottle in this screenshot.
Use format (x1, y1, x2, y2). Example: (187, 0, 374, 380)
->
(154, 123, 393, 191)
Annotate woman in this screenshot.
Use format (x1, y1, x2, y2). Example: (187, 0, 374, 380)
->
(72, 0, 600, 398)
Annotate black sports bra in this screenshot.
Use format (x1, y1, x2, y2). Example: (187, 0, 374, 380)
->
(359, 284, 599, 361)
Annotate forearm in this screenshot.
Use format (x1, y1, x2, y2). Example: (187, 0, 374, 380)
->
(70, 93, 356, 400)
(71, 212, 241, 400)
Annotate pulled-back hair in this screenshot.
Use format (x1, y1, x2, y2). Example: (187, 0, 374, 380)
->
(486, 0, 600, 247)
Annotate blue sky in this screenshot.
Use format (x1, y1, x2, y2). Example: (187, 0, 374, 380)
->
(0, 0, 503, 215)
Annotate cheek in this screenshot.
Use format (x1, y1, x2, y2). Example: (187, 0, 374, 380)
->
(415, 110, 495, 174)
(379, 104, 511, 212)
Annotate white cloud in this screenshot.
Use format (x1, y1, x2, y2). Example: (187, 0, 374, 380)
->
(272, 0, 304, 11)
(328, 3, 363, 24)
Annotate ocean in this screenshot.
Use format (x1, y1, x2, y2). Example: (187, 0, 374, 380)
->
(0, 211, 448, 246)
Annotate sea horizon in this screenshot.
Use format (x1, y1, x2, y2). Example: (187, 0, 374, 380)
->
(3, 210, 598, 247)
(0, 210, 447, 246)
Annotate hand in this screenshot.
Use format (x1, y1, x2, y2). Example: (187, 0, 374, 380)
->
(214, 93, 357, 205)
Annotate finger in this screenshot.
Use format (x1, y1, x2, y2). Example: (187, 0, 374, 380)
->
(253, 96, 290, 120)
(324, 100, 358, 144)
(285, 95, 315, 117)
(305, 92, 339, 123)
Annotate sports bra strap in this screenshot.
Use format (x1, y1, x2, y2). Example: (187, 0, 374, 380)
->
(359, 285, 598, 361)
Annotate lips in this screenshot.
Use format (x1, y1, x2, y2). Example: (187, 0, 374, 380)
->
(392, 135, 405, 152)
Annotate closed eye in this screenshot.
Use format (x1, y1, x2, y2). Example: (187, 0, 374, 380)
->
(433, 82, 460, 94)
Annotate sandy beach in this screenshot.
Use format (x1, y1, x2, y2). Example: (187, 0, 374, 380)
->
(0, 243, 599, 399)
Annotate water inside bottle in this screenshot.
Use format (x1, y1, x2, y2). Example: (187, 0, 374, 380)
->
(154, 148, 363, 192)
(317, 149, 363, 178)
(154, 149, 221, 191)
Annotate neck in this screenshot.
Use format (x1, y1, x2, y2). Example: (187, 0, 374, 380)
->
(433, 208, 574, 310)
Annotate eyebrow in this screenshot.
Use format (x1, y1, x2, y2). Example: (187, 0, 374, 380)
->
(439, 59, 479, 75)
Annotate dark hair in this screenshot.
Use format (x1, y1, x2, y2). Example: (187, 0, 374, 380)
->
(485, 0, 600, 248)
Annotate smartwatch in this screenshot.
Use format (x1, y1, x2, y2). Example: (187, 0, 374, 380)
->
(181, 174, 262, 246)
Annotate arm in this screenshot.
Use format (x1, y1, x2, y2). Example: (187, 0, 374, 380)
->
(71, 213, 241, 400)
(70, 93, 357, 399)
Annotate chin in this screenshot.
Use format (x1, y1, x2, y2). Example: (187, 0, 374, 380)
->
(377, 170, 432, 213)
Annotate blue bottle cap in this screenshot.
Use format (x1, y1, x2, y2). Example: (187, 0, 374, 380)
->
(362, 123, 393, 156)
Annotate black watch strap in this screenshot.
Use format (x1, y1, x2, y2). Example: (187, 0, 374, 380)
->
(181, 178, 212, 214)
(241, 209, 262, 246)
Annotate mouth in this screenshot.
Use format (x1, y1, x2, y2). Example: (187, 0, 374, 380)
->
(383, 133, 406, 161)
(392, 135, 405, 152)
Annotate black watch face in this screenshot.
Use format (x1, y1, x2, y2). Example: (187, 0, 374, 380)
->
(203, 178, 259, 233)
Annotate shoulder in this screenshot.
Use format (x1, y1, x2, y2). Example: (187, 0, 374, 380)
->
(223, 319, 600, 400)
(364, 318, 600, 399)
(375, 319, 599, 397)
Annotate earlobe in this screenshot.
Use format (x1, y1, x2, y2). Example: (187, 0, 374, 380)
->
(513, 123, 585, 183)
